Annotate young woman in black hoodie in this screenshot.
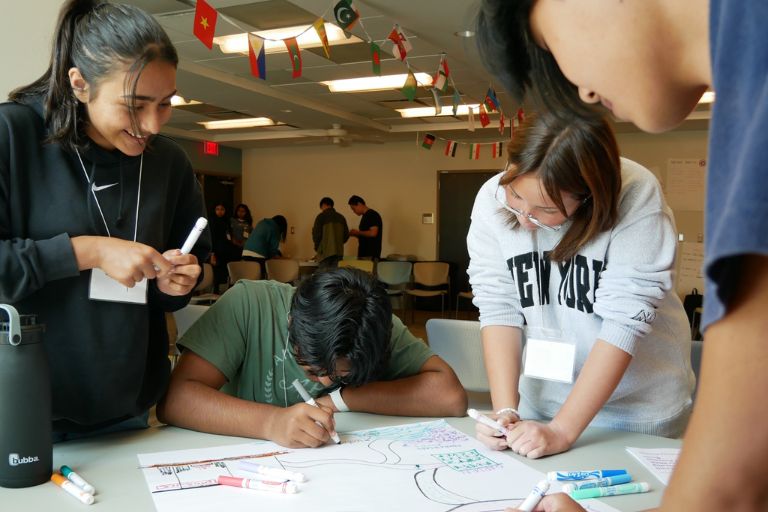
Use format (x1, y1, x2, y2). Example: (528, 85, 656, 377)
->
(0, 0, 210, 440)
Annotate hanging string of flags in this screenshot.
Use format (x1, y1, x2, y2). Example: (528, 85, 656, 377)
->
(421, 107, 525, 159)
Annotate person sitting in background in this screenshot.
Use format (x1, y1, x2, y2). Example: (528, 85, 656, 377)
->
(158, 267, 468, 448)
(242, 215, 287, 278)
(313, 197, 349, 269)
(229, 203, 253, 256)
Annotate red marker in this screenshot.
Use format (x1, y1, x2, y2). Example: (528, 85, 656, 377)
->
(217, 475, 298, 494)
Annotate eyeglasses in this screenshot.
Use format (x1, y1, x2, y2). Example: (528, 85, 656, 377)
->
(495, 183, 563, 232)
(303, 366, 351, 386)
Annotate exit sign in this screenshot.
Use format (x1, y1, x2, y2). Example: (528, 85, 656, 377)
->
(203, 140, 219, 156)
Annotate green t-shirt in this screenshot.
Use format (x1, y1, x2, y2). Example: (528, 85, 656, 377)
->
(178, 280, 434, 406)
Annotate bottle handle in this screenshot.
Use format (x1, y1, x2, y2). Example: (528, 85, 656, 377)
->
(0, 304, 22, 346)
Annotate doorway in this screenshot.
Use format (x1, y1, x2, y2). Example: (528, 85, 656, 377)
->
(437, 170, 498, 310)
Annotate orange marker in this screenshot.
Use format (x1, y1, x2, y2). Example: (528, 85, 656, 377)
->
(51, 473, 94, 505)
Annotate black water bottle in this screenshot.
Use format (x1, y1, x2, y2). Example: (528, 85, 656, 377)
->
(0, 305, 52, 488)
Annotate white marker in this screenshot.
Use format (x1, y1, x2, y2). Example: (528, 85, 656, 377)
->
(238, 460, 307, 482)
(51, 473, 95, 505)
(180, 217, 208, 254)
(518, 479, 550, 512)
(60, 465, 96, 495)
(292, 379, 341, 444)
(467, 408, 508, 436)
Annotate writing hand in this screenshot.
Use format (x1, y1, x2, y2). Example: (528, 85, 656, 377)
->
(269, 403, 336, 448)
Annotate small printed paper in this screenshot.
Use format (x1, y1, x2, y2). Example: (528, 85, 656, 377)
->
(626, 446, 680, 485)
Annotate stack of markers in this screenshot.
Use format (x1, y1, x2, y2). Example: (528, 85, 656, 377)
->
(547, 469, 650, 500)
(51, 465, 96, 505)
(216, 460, 307, 494)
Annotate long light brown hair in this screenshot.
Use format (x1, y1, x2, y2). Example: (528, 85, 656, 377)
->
(501, 112, 621, 261)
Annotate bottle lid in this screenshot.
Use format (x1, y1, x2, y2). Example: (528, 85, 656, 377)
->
(0, 305, 42, 345)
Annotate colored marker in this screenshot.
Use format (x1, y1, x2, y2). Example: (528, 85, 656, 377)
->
(60, 465, 96, 495)
(570, 482, 650, 500)
(292, 379, 341, 444)
(547, 469, 628, 481)
(517, 479, 550, 512)
(238, 460, 307, 482)
(467, 408, 509, 436)
(51, 473, 95, 505)
(562, 473, 633, 492)
(180, 217, 208, 255)
(217, 475, 298, 494)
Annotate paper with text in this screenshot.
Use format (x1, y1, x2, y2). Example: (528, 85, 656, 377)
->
(138, 420, 622, 512)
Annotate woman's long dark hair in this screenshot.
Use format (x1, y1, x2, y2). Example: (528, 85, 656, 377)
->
(9, 0, 178, 151)
(501, 112, 622, 261)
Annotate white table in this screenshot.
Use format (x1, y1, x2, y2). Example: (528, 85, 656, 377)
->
(0, 414, 680, 511)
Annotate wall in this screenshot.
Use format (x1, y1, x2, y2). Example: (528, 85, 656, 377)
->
(242, 130, 709, 261)
(242, 140, 503, 261)
(1, 1, 62, 100)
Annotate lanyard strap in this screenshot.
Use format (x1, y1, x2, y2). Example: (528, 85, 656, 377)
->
(75, 148, 143, 242)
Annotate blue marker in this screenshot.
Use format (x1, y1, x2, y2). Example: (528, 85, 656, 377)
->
(547, 469, 628, 481)
(562, 473, 633, 492)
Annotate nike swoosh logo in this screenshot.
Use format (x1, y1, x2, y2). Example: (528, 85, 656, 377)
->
(91, 182, 118, 192)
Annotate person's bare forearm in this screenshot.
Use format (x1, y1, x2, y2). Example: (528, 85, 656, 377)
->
(158, 379, 280, 439)
(661, 255, 768, 511)
(339, 370, 467, 417)
(482, 325, 523, 412)
(552, 340, 631, 444)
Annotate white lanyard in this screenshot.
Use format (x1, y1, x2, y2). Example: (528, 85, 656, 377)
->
(75, 148, 143, 242)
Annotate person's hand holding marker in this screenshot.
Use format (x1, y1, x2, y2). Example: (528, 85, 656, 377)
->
(157, 217, 206, 296)
(470, 408, 520, 451)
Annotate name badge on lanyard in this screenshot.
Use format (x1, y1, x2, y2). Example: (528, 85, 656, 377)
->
(76, 149, 148, 305)
(522, 327, 576, 383)
(89, 268, 148, 304)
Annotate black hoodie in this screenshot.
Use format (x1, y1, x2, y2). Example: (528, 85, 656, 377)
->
(0, 98, 210, 432)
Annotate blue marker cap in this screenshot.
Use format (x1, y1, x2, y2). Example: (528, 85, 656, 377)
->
(547, 469, 628, 481)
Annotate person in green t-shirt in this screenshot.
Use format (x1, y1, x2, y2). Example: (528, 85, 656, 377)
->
(158, 267, 468, 448)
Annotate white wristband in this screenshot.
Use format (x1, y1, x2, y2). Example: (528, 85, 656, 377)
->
(329, 387, 350, 412)
(495, 407, 520, 418)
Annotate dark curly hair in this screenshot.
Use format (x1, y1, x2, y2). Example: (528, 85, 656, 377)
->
(288, 267, 392, 387)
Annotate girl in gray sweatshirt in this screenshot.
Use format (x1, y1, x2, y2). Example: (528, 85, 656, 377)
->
(468, 113, 693, 459)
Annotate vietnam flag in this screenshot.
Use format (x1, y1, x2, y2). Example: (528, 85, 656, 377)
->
(247, 33, 266, 80)
(284, 37, 302, 78)
(193, 0, 217, 49)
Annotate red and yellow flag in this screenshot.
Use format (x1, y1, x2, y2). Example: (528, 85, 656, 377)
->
(193, 0, 217, 49)
(313, 19, 330, 59)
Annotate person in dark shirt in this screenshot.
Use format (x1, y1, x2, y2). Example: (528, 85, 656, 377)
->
(312, 197, 349, 268)
(348, 195, 383, 260)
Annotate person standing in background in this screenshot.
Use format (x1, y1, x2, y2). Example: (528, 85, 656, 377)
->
(313, 197, 349, 269)
(243, 215, 288, 278)
(229, 203, 252, 257)
(348, 195, 383, 260)
(208, 203, 236, 293)
(0, 0, 209, 440)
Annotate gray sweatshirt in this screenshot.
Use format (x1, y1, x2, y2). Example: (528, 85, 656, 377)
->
(467, 158, 694, 436)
